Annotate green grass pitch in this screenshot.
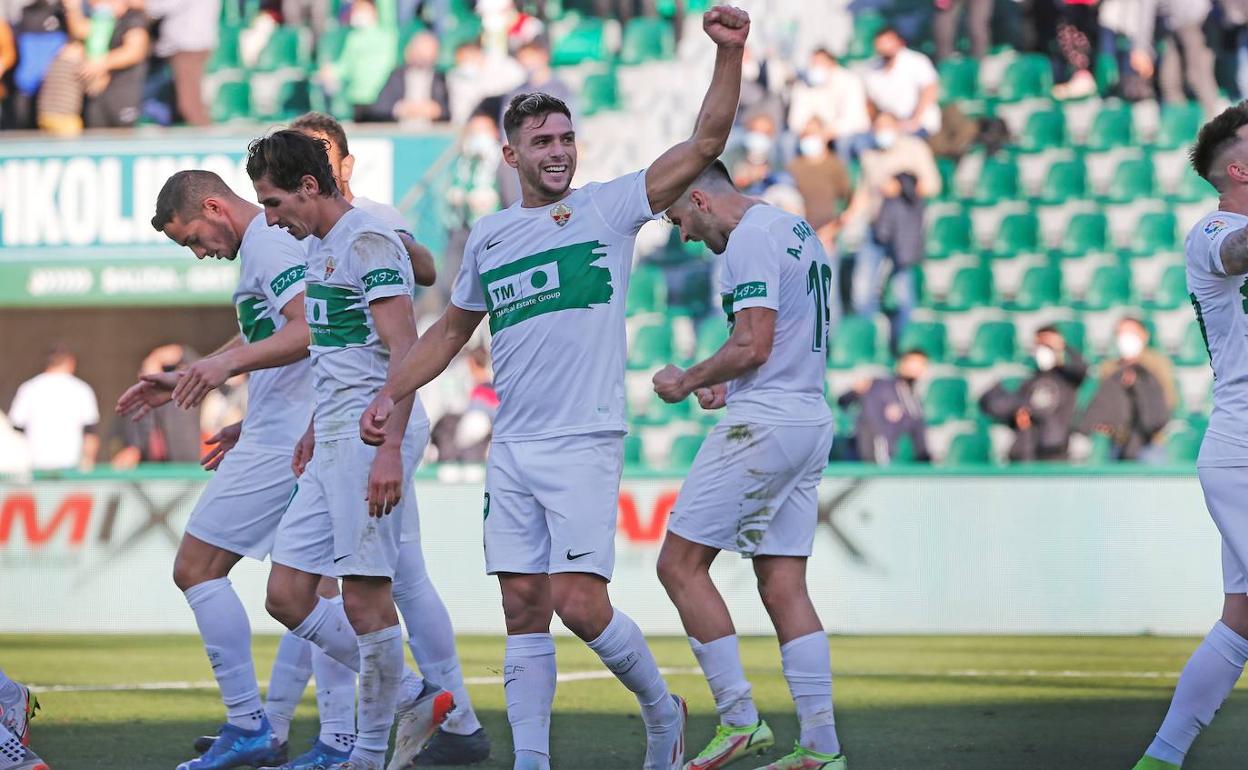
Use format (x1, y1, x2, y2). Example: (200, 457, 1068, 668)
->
(5, 634, 1247, 769)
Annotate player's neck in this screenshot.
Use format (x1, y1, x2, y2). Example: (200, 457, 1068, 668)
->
(340, 181, 355, 203)
(228, 199, 262, 240)
(721, 194, 760, 230)
(1219, 189, 1248, 216)
(520, 186, 572, 209)
(313, 195, 354, 239)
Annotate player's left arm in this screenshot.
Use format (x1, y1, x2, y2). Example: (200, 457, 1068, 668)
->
(172, 296, 310, 408)
(398, 230, 437, 286)
(368, 294, 420, 517)
(643, 5, 749, 214)
(653, 307, 775, 403)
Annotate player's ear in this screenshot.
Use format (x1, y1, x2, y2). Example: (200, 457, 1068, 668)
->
(1229, 162, 1248, 185)
(691, 189, 710, 213)
(502, 144, 519, 170)
(340, 153, 355, 184)
(301, 173, 319, 197)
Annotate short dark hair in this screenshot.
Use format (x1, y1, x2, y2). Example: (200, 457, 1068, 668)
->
(245, 129, 339, 197)
(503, 92, 572, 141)
(693, 159, 736, 191)
(151, 170, 234, 231)
(899, 348, 928, 360)
(1190, 101, 1248, 187)
(875, 25, 903, 42)
(290, 111, 349, 157)
(811, 47, 836, 62)
(1036, 324, 1061, 337)
(46, 343, 74, 368)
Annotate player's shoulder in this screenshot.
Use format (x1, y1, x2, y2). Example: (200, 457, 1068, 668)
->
(729, 203, 787, 247)
(581, 169, 646, 199)
(1188, 211, 1245, 243)
(353, 196, 407, 230)
(242, 215, 306, 258)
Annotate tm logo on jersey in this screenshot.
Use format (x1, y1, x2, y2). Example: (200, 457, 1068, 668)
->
(480, 241, 613, 333)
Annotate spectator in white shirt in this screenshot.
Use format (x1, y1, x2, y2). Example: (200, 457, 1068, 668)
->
(862, 27, 941, 138)
(9, 344, 100, 472)
(787, 47, 870, 158)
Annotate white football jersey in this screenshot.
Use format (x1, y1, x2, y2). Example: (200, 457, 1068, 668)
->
(1187, 211, 1248, 466)
(451, 169, 659, 442)
(353, 195, 409, 232)
(304, 207, 428, 441)
(718, 204, 834, 426)
(232, 214, 314, 453)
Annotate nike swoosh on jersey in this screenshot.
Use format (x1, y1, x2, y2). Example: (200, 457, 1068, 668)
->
(486, 238, 505, 250)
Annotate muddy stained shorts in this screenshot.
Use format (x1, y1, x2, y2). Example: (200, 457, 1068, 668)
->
(667, 421, 834, 557)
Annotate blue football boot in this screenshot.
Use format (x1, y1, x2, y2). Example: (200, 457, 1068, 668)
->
(260, 739, 352, 770)
(175, 716, 286, 770)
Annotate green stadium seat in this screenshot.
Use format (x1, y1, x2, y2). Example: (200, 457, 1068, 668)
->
(1176, 320, 1210, 366)
(972, 157, 1019, 205)
(695, 319, 730, 360)
(255, 26, 304, 72)
(1082, 263, 1133, 309)
(1149, 264, 1189, 310)
(1166, 428, 1203, 463)
(1170, 168, 1216, 203)
(396, 20, 428, 60)
(997, 54, 1051, 101)
(317, 24, 350, 66)
(926, 211, 972, 259)
(945, 430, 991, 464)
(1019, 110, 1066, 151)
(1060, 211, 1109, 256)
(624, 434, 643, 466)
(1038, 159, 1087, 204)
(924, 376, 969, 425)
(436, 14, 483, 70)
(620, 17, 675, 64)
(627, 265, 666, 314)
(1012, 265, 1062, 310)
(848, 13, 887, 60)
(939, 57, 979, 101)
(552, 16, 609, 66)
(1085, 104, 1134, 150)
(943, 266, 993, 310)
(1094, 51, 1118, 95)
(1050, 319, 1087, 353)
(1129, 211, 1179, 255)
(211, 81, 252, 122)
(259, 78, 313, 121)
(829, 316, 878, 368)
(581, 69, 620, 115)
(1154, 102, 1203, 151)
(993, 212, 1039, 255)
(897, 321, 948, 362)
(628, 323, 672, 370)
(669, 434, 705, 468)
(208, 26, 242, 72)
(1102, 158, 1155, 204)
(1086, 430, 1115, 465)
(965, 320, 1018, 366)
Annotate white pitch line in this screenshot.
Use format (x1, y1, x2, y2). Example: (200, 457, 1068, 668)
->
(31, 667, 1185, 694)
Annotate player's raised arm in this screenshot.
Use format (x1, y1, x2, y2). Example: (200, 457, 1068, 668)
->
(360, 303, 485, 445)
(644, 5, 749, 214)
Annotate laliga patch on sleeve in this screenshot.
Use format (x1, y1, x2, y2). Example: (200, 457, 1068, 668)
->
(1205, 218, 1230, 239)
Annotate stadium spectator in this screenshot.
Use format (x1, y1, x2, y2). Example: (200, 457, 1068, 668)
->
(144, 0, 219, 126)
(429, 346, 498, 463)
(786, 48, 870, 159)
(843, 111, 940, 354)
(0, 19, 15, 125)
(499, 37, 574, 126)
(1080, 317, 1174, 462)
(1155, 0, 1219, 116)
(1225, 0, 1248, 100)
(69, 0, 150, 129)
(478, 0, 543, 56)
(109, 344, 203, 468)
(364, 30, 450, 123)
(725, 110, 794, 195)
(445, 39, 524, 124)
(933, 0, 993, 60)
(8, 344, 100, 472)
(787, 116, 853, 251)
(277, 0, 330, 41)
(316, 0, 397, 121)
(439, 112, 505, 299)
(735, 44, 784, 129)
(7, 0, 70, 129)
(1099, 0, 1158, 101)
(837, 349, 931, 463)
(1047, 0, 1099, 100)
(862, 27, 940, 138)
(980, 326, 1088, 462)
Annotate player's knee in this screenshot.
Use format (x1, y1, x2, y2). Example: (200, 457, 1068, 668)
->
(265, 579, 306, 629)
(756, 571, 797, 613)
(502, 581, 553, 633)
(655, 547, 690, 592)
(552, 584, 611, 639)
(172, 554, 208, 593)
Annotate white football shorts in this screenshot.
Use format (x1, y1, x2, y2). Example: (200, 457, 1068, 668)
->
(184, 441, 298, 560)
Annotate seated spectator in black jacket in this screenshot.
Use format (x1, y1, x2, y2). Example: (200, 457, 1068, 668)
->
(980, 326, 1087, 462)
(1080, 317, 1173, 462)
(362, 30, 449, 123)
(838, 349, 930, 463)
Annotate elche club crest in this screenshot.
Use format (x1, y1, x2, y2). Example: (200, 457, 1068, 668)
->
(551, 202, 572, 227)
(325, 256, 336, 278)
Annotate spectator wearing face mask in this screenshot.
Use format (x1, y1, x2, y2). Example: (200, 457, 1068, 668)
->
(862, 26, 941, 138)
(787, 117, 853, 252)
(787, 48, 870, 158)
(726, 110, 795, 195)
(364, 30, 450, 123)
(446, 39, 525, 125)
(1080, 317, 1175, 462)
(837, 349, 931, 463)
(980, 326, 1088, 462)
(499, 37, 574, 126)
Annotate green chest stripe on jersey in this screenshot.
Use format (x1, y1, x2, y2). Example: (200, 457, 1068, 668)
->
(721, 293, 735, 331)
(479, 240, 613, 333)
(237, 297, 276, 343)
(733, 281, 767, 301)
(270, 265, 306, 297)
(363, 268, 404, 290)
(306, 282, 369, 347)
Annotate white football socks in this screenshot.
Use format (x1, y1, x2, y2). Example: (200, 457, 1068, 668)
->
(184, 578, 266, 732)
(291, 596, 362, 671)
(504, 633, 557, 762)
(587, 609, 674, 727)
(393, 541, 482, 734)
(266, 631, 313, 743)
(690, 634, 759, 727)
(351, 625, 405, 767)
(311, 599, 358, 750)
(780, 631, 840, 756)
(1147, 621, 1248, 765)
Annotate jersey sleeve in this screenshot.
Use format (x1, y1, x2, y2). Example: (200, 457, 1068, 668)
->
(8, 383, 29, 429)
(592, 169, 660, 237)
(259, 230, 309, 313)
(1198, 217, 1246, 277)
(725, 226, 780, 313)
(364, 201, 411, 234)
(450, 228, 488, 311)
(350, 231, 413, 303)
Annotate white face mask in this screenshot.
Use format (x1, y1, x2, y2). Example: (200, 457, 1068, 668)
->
(463, 133, 497, 159)
(1034, 345, 1057, 372)
(799, 135, 827, 158)
(806, 67, 830, 86)
(874, 130, 898, 150)
(744, 131, 773, 160)
(1117, 332, 1145, 359)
